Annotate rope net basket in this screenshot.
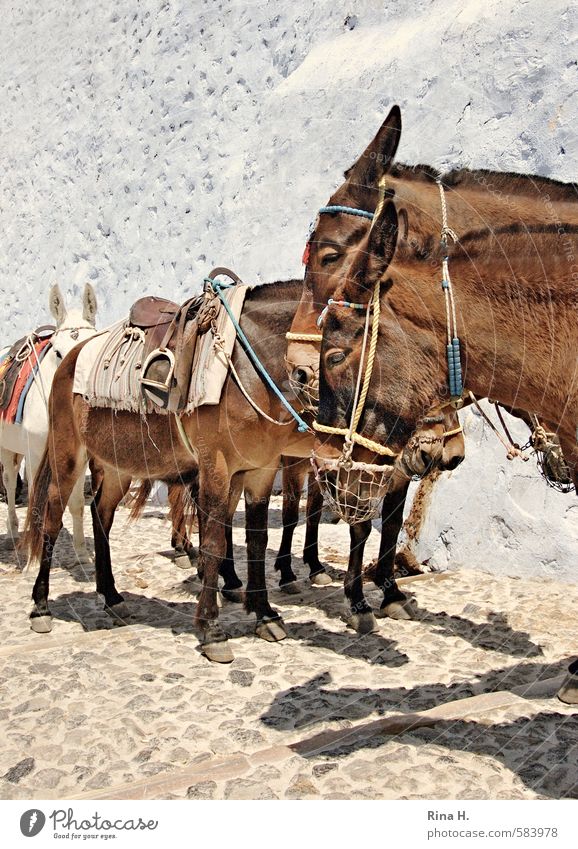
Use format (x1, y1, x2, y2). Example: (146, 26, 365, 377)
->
(312, 453, 394, 524)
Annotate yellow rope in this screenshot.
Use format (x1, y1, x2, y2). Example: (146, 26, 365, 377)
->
(313, 420, 397, 457)
(285, 331, 323, 343)
(312, 279, 392, 456)
(350, 278, 381, 436)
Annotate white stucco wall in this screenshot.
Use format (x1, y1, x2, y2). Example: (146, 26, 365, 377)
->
(1, 0, 576, 579)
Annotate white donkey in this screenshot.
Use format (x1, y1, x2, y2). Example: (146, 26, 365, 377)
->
(0, 283, 98, 561)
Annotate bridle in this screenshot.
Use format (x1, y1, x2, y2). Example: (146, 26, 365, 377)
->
(52, 322, 96, 351)
(285, 205, 377, 349)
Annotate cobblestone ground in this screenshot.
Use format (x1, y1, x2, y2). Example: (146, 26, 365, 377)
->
(0, 497, 577, 800)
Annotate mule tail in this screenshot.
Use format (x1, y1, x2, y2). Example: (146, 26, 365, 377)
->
(19, 445, 52, 564)
(126, 479, 152, 522)
(168, 483, 197, 544)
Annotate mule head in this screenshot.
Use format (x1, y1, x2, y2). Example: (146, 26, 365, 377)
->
(316, 198, 465, 478)
(49, 282, 98, 360)
(286, 105, 402, 410)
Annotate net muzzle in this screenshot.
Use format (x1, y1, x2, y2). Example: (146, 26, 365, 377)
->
(311, 449, 395, 524)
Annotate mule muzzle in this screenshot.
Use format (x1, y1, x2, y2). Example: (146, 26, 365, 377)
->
(285, 360, 319, 411)
(398, 425, 465, 477)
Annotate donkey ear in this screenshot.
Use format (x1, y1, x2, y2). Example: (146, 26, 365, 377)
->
(82, 283, 98, 325)
(49, 284, 66, 325)
(367, 200, 399, 280)
(344, 105, 402, 188)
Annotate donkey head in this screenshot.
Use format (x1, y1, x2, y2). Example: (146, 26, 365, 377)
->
(49, 283, 98, 360)
(286, 105, 403, 409)
(315, 198, 465, 480)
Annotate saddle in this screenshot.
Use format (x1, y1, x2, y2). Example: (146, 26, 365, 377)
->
(129, 292, 219, 412)
(0, 326, 54, 413)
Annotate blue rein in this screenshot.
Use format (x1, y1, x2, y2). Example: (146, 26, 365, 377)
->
(207, 276, 311, 433)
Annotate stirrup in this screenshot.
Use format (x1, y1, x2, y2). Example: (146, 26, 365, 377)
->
(140, 347, 175, 409)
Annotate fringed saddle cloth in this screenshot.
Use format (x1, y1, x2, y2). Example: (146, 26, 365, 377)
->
(73, 284, 247, 415)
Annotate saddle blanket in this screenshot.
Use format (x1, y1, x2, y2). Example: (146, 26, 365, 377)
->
(0, 339, 52, 424)
(73, 285, 248, 414)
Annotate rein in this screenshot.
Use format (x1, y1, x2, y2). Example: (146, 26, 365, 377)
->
(206, 271, 312, 434)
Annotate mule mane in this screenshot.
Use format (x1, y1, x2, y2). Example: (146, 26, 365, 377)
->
(390, 162, 577, 202)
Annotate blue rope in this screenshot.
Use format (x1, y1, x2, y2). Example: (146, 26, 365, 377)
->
(319, 205, 374, 220)
(317, 297, 366, 326)
(207, 277, 311, 433)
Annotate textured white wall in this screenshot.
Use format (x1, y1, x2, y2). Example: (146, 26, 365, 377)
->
(1, 0, 577, 578)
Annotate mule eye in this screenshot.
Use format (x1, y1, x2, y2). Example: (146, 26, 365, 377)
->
(326, 350, 346, 367)
(321, 252, 341, 267)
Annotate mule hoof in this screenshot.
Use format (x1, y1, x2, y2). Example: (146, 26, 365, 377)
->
(378, 599, 416, 620)
(256, 618, 287, 642)
(349, 611, 378, 634)
(30, 615, 53, 634)
(105, 602, 130, 624)
(310, 571, 332, 587)
(201, 640, 234, 663)
(174, 552, 192, 570)
(280, 581, 301, 595)
(220, 588, 244, 604)
(74, 547, 92, 564)
(557, 673, 578, 705)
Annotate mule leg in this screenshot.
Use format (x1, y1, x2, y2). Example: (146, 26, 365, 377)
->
(1, 449, 21, 542)
(220, 471, 244, 602)
(244, 467, 287, 642)
(196, 456, 233, 662)
(68, 464, 91, 563)
(30, 453, 86, 632)
(90, 469, 132, 622)
(304, 471, 332, 585)
(345, 519, 377, 634)
(169, 484, 198, 568)
(273, 457, 303, 592)
(374, 479, 416, 620)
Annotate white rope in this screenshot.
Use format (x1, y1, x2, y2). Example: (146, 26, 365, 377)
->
(437, 179, 459, 343)
(214, 335, 295, 428)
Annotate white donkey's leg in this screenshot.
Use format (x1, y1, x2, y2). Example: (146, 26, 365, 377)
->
(1, 448, 22, 542)
(68, 465, 91, 563)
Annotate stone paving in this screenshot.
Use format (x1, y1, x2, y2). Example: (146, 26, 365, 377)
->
(0, 496, 577, 800)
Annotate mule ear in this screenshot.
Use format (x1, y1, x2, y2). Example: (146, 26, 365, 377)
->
(340, 201, 399, 303)
(82, 283, 98, 325)
(344, 105, 402, 187)
(49, 284, 66, 325)
(366, 200, 399, 282)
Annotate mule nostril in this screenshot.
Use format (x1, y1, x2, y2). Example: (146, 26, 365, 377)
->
(420, 450, 432, 471)
(445, 455, 464, 471)
(292, 367, 309, 387)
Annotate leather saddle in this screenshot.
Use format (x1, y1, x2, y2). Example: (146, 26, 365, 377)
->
(128, 293, 218, 412)
(0, 326, 54, 412)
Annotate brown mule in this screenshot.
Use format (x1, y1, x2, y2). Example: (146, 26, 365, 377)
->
(285, 106, 464, 629)
(315, 189, 578, 701)
(21, 280, 317, 662)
